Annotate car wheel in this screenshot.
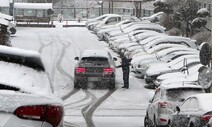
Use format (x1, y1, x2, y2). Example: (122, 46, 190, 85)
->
(189, 122, 194, 127)
(81, 82, 87, 90)
(144, 115, 151, 127)
(166, 121, 171, 127)
(154, 116, 158, 127)
(74, 81, 80, 89)
(109, 81, 115, 90)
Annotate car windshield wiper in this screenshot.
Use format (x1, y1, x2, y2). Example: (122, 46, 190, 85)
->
(0, 84, 20, 91)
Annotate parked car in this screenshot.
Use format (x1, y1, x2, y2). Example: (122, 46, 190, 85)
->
(155, 64, 203, 86)
(144, 83, 205, 127)
(0, 45, 64, 127)
(74, 49, 117, 90)
(105, 22, 166, 41)
(86, 14, 112, 29)
(93, 14, 122, 33)
(169, 93, 212, 127)
(145, 55, 200, 86)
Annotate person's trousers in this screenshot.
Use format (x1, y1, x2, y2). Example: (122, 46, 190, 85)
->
(123, 70, 129, 88)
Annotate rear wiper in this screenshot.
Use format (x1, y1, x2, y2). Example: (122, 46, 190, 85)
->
(0, 84, 20, 91)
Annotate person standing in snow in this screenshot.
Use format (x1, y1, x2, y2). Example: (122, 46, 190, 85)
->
(116, 53, 131, 89)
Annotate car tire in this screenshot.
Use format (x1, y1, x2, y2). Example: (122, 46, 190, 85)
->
(81, 83, 87, 90)
(74, 81, 80, 89)
(189, 122, 194, 127)
(109, 80, 115, 90)
(144, 115, 151, 127)
(154, 116, 159, 127)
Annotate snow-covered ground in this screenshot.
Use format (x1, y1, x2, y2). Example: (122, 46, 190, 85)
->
(11, 25, 154, 127)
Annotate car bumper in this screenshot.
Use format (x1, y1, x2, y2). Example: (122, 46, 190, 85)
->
(74, 74, 115, 83)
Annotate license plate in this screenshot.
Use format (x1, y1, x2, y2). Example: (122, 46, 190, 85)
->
(89, 77, 99, 81)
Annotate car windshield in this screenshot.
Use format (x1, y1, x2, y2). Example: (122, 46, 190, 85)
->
(165, 88, 204, 102)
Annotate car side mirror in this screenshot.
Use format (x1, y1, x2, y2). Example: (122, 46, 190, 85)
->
(180, 98, 185, 102)
(113, 57, 117, 61)
(176, 106, 180, 113)
(74, 57, 79, 60)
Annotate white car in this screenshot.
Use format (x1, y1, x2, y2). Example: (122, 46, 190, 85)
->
(145, 55, 200, 85)
(141, 36, 197, 49)
(0, 46, 64, 127)
(86, 14, 112, 28)
(144, 83, 205, 127)
(170, 93, 212, 127)
(132, 49, 199, 78)
(106, 22, 166, 41)
(92, 14, 122, 32)
(155, 64, 203, 86)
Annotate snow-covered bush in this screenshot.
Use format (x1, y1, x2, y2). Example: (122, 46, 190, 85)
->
(192, 31, 211, 46)
(167, 27, 182, 36)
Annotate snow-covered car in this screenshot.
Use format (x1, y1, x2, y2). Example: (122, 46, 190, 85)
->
(131, 44, 198, 72)
(169, 93, 212, 127)
(96, 18, 133, 41)
(74, 49, 117, 90)
(105, 22, 166, 41)
(144, 83, 205, 127)
(0, 46, 64, 127)
(141, 35, 198, 49)
(0, 12, 16, 34)
(87, 14, 122, 31)
(132, 48, 199, 78)
(145, 55, 200, 85)
(86, 14, 112, 29)
(142, 12, 164, 23)
(155, 64, 203, 86)
(110, 30, 162, 50)
(93, 14, 122, 33)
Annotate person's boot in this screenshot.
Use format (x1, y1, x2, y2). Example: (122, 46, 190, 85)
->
(122, 86, 126, 88)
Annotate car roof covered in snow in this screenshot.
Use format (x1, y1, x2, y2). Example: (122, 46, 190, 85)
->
(0, 18, 9, 26)
(159, 82, 203, 90)
(0, 45, 44, 71)
(81, 49, 109, 58)
(188, 93, 212, 111)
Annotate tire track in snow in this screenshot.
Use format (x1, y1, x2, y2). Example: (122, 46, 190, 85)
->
(82, 89, 117, 127)
(64, 90, 92, 108)
(64, 121, 80, 127)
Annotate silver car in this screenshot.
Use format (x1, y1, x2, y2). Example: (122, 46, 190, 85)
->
(144, 83, 205, 127)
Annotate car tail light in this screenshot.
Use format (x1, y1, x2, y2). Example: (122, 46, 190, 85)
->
(75, 67, 86, 73)
(200, 115, 212, 121)
(103, 68, 114, 74)
(14, 105, 64, 127)
(158, 102, 169, 108)
(159, 118, 167, 122)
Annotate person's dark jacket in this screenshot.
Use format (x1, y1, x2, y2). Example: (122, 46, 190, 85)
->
(117, 56, 131, 71)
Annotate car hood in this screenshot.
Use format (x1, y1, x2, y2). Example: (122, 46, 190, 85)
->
(0, 91, 63, 112)
(161, 72, 198, 84)
(146, 62, 170, 75)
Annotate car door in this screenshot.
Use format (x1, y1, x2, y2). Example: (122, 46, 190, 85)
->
(172, 98, 192, 127)
(148, 88, 161, 122)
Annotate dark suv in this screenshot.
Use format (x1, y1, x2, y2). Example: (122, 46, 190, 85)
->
(74, 49, 117, 90)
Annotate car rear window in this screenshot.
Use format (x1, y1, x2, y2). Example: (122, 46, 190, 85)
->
(165, 88, 204, 101)
(80, 57, 109, 66)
